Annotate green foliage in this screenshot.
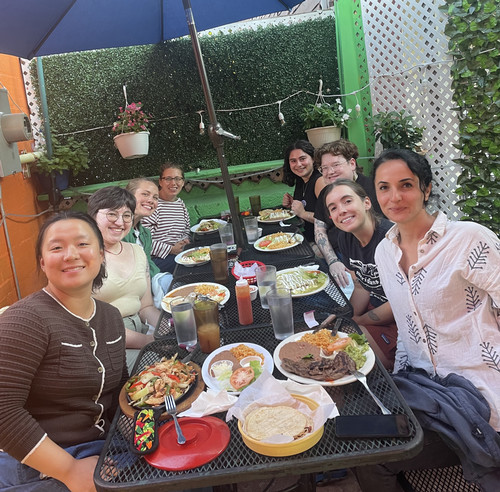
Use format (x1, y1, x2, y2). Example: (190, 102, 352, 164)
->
(30, 17, 339, 187)
(370, 110, 424, 150)
(36, 136, 89, 176)
(440, 0, 500, 234)
(302, 100, 351, 129)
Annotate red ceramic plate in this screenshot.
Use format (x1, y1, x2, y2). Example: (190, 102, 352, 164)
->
(144, 417, 230, 471)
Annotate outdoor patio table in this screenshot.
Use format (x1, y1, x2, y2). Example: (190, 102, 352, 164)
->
(156, 259, 350, 339)
(94, 320, 423, 491)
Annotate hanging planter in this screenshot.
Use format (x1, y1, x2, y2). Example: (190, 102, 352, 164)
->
(305, 126, 341, 149)
(114, 131, 150, 159)
(112, 92, 152, 159)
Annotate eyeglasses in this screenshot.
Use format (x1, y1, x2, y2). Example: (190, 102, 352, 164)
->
(99, 211, 134, 223)
(319, 160, 349, 174)
(160, 176, 184, 182)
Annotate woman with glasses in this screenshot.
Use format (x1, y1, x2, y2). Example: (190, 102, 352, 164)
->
(88, 186, 160, 370)
(281, 140, 326, 242)
(142, 162, 191, 273)
(124, 178, 173, 307)
(314, 140, 382, 288)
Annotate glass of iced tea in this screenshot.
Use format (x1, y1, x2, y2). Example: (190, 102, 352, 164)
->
(193, 298, 220, 353)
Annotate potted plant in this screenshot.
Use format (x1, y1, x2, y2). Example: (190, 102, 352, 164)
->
(371, 110, 424, 150)
(34, 135, 89, 192)
(302, 99, 352, 148)
(112, 102, 152, 159)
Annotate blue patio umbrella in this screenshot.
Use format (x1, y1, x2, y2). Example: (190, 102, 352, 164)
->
(0, 0, 305, 245)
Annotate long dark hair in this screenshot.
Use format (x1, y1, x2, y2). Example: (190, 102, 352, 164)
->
(36, 211, 107, 291)
(282, 140, 315, 187)
(372, 149, 433, 205)
(323, 178, 381, 227)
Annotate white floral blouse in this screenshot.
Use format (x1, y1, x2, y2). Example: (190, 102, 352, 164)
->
(375, 211, 500, 430)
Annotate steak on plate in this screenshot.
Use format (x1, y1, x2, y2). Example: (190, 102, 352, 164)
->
(281, 351, 356, 381)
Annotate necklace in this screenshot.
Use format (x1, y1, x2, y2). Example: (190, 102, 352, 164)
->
(301, 178, 311, 206)
(104, 242, 123, 255)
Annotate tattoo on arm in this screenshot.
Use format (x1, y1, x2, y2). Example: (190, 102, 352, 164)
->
(367, 310, 381, 322)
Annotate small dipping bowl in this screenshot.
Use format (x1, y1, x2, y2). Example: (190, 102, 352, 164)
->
(249, 285, 258, 301)
(240, 355, 263, 367)
(257, 227, 263, 238)
(210, 360, 233, 378)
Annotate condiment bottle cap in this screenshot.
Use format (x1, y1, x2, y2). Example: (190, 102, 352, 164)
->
(236, 277, 248, 286)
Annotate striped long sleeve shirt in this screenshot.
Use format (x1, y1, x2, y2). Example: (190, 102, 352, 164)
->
(141, 197, 191, 258)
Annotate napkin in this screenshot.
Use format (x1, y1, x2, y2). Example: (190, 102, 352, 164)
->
(232, 261, 259, 278)
(177, 389, 238, 417)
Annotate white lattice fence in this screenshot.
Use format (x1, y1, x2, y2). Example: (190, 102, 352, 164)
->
(361, 0, 463, 219)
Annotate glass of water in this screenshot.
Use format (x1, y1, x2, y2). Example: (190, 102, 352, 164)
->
(255, 265, 277, 309)
(170, 298, 197, 348)
(267, 287, 294, 340)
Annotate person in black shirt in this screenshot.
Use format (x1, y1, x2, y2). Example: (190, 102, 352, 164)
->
(282, 140, 325, 242)
(314, 140, 382, 287)
(323, 178, 397, 370)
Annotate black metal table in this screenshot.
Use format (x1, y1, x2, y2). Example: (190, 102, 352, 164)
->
(157, 259, 351, 339)
(94, 319, 423, 491)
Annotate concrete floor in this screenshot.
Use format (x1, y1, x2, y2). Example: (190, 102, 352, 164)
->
(234, 469, 362, 492)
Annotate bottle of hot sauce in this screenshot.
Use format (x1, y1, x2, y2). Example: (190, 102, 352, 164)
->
(235, 277, 253, 325)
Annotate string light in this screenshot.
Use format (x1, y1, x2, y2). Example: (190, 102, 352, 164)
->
(277, 100, 285, 125)
(52, 58, 454, 138)
(197, 111, 205, 135)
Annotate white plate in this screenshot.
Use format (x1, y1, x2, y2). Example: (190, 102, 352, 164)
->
(190, 218, 227, 234)
(257, 209, 296, 223)
(201, 343, 274, 395)
(253, 232, 304, 252)
(161, 282, 230, 313)
(273, 331, 375, 386)
(174, 247, 211, 267)
(276, 267, 329, 298)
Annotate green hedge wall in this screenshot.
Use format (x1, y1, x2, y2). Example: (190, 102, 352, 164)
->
(32, 16, 338, 186)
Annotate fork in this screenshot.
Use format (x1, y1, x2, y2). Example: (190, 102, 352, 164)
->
(351, 370, 391, 415)
(164, 394, 186, 444)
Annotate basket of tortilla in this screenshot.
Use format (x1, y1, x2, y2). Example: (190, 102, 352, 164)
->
(257, 208, 295, 223)
(237, 394, 324, 456)
(230, 260, 265, 284)
(124, 355, 197, 410)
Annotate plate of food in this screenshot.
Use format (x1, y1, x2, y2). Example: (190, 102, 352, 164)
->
(257, 208, 296, 223)
(273, 330, 375, 386)
(253, 232, 304, 252)
(174, 247, 210, 267)
(161, 282, 230, 313)
(124, 355, 198, 409)
(191, 219, 226, 234)
(201, 343, 274, 394)
(276, 267, 329, 297)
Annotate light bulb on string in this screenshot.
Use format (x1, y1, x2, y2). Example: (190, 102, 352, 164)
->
(277, 100, 285, 126)
(198, 111, 205, 135)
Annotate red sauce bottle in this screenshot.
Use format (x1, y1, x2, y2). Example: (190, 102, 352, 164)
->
(235, 277, 253, 325)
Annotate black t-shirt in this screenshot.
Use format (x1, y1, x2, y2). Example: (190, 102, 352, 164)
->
(293, 169, 321, 242)
(337, 219, 393, 307)
(314, 173, 382, 251)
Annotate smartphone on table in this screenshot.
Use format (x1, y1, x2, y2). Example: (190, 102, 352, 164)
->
(335, 414, 411, 439)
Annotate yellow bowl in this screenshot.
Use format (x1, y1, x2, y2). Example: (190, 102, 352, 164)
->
(237, 394, 324, 456)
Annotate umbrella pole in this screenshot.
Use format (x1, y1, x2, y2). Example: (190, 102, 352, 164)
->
(182, 0, 245, 248)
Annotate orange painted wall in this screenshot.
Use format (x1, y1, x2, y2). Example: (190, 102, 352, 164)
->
(1, 54, 47, 307)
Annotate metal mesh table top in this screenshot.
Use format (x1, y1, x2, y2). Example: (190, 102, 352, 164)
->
(156, 260, 352, 339)
(95, 320, 423, 491)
